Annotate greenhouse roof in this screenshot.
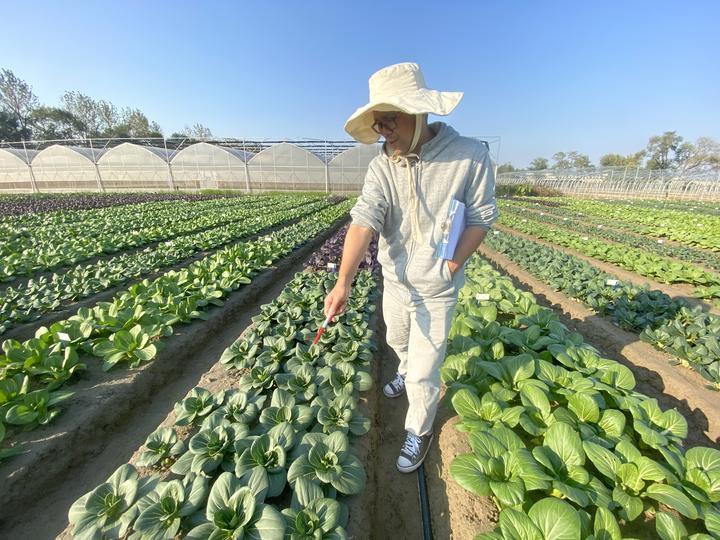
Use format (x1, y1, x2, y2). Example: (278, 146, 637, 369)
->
(0, 148, 38, 164)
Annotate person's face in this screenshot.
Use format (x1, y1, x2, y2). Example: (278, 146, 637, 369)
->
(372, 111, 416, 154)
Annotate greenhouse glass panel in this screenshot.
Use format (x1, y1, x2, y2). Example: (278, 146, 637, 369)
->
(0, 148, 36, 192)
(97, 143, 173, 191)
(247, 142, 326, 192)
(171, 142, 252, 190)
(31, 145, 104, 192)
(328, 144, 378, 194)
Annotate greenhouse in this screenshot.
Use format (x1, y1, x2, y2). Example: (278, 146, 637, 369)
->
(498, 166, 720, 200)
(246, 142, 327, 192)
(96, 143, 175, 191)
(31, 145, 105, 192)
(0, 140, 381, 193)
(170, 142, 253, 190)
(328, 143, 379, 194)
(0, 148, 36, 191)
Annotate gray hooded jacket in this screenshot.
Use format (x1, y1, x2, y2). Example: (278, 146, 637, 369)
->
(350, 122, 499, 297)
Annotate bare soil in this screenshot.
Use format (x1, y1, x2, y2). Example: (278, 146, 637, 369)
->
(480, 244, 720, 448)
(366, 301, 424, 539)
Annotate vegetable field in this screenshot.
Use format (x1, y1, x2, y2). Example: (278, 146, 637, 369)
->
(0, 192, 719, 540)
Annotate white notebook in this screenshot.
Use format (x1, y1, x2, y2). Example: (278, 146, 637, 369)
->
(436, 198, 466, 260)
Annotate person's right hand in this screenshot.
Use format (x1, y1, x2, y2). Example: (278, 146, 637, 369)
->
(324, 281, 351, 321)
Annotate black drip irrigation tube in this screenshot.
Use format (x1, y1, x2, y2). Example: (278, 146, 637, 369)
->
(417, 463, 433, 540)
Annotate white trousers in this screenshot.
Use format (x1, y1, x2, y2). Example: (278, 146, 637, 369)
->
(382, 280, 459, 436)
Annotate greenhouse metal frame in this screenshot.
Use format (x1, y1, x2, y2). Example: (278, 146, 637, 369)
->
(498, 166, 720, 200)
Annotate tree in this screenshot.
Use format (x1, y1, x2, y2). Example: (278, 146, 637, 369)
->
(0, 68, 39, 133)
(680, 137, 720, 172)
(171, 123, 213, 139)
(29, 106, 87, 140)
(568, 151, 592, 168)
(60, 91, 120, 137)
(96, 100, 120, 135)
(599, 151, 646, 168)
(496, 163, 515, 174)
(599, 153, 624, 167)
(187, 123, 212, 138)
(645, 131, 692, 170)
(107, 107, 163, 138)
(552, 152, 571, 169)
(529, 157, 548, 170)
(552, 150, 591, 169)
(627, 151, 646, 168)
(0, 110, 31, 141)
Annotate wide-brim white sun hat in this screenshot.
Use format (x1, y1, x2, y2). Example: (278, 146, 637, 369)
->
(344, 62, 463, 144)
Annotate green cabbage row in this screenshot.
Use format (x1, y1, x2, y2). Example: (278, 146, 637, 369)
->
(68, 268, 377, 539)
(0, 201, 352, 452)
(485, 230, 720, 387)
(0, 196, 331, 334)
(0, 194, 321, 281)
(444, 258, 719, 539)
(500, 199, 720, 273)
(536, 198, 720, 252)
(498, 210, 720, 298)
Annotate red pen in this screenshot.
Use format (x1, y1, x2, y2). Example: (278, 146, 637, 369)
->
(311, 310, 335, 346)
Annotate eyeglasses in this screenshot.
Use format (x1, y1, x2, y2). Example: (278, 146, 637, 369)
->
(371, 115, 398, 134)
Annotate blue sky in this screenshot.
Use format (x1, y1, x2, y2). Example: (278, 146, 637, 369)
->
(2, 0, 718, 167)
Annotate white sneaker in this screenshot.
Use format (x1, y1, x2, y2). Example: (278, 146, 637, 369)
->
(383, 373, 406, 398)
(397, 431, 434, 473)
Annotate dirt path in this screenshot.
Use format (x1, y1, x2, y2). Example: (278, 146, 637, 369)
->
(495, 223, 720, 315)
(0, 219, 345, 540)
(367, 295, 425, 539)
(370, 282, 498, 540)
(479, 245, 720, 447)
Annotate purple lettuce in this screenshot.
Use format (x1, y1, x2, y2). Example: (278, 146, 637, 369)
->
(305, 224, 379, 272)
(0, 192, 245, 217)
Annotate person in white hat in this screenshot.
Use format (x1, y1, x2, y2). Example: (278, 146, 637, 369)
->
(324, 62, 499, 473)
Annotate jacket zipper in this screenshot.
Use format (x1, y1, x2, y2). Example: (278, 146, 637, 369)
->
(402, 237, 416, 285)
(401, 159, 420, 285)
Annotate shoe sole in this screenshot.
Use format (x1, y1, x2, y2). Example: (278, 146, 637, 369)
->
(396, 434, 434, 473)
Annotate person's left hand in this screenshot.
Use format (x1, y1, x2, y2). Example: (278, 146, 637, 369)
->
(447, 259, 461, 276)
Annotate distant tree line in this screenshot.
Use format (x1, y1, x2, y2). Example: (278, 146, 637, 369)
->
(0, 68, 213, 142)
(497, 131, 720, 174)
